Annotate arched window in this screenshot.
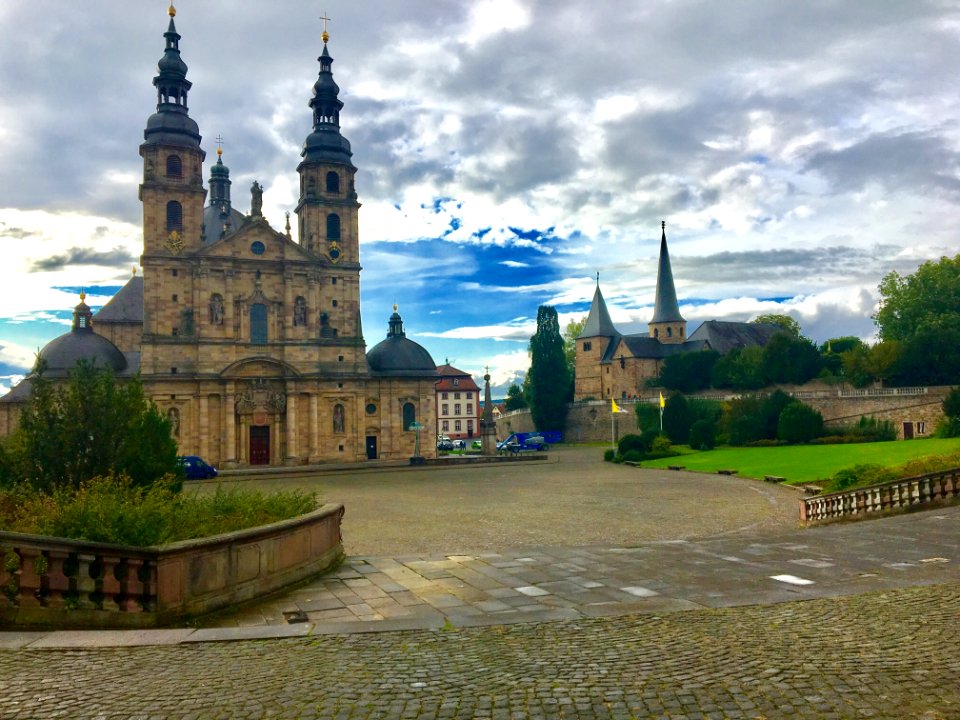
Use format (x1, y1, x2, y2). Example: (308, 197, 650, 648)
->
(654, 328, 659, 339)
(333, 404, 345, 434)
(250, 303, 267, 344)
(402, 402, 416, 431)
(326, 171, 340, 193)
(326, 213, 340, 240)
(667, 327, 673, 338)
(166, 200, 183, 231)
(166, 155, 182, 178)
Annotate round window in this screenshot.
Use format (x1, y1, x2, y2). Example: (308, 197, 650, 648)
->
(250, 241, 266, 255)
(365, 403, 377, 415)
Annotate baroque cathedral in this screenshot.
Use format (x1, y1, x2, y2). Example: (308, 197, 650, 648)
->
(0, 7, 439, 466)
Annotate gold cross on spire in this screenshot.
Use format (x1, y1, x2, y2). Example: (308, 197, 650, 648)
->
(215, 134, 224, 157)
(320, 12, 331, 43)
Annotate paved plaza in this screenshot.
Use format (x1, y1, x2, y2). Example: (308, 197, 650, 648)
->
(0, 449, 957, 719)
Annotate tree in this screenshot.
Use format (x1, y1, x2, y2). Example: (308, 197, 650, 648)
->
(820, 336, 866, 377)
(562, 316, 587, 375)
(752, 313, 802, 337)
(875, 255, 960, 343)
(711, 345, 765, 390)
(939, 387, 960, 437)
(10, 359, 179, 492)
(760, 333, 821, 385)
(777, 402, 824, 444)
(526, 306, 570, 431)
(662, 393, 693, 444)
(659, 350, 720, 393)
(504, 383, 527, 411)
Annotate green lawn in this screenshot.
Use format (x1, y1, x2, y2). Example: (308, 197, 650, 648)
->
(639, 438, 960, 484)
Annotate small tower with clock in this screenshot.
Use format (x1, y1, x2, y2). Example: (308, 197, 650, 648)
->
(139, 2, 206, 260)
(295, 20, 360, 268)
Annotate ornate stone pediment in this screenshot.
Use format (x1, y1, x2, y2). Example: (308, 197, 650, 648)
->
(235, 378, 286, 414)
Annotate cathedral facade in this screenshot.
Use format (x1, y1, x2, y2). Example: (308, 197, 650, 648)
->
(0, 7, 438, 466)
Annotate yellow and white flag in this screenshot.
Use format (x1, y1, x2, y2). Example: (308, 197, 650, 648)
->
(611, 399, 627, 414)
(659, 392, 666, 409)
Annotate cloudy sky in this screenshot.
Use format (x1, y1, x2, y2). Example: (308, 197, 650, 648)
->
(1, 1, 959, 394)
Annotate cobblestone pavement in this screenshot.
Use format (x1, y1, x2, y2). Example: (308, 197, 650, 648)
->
(199, 446, 801, 556)
(0, 583, 957, 719)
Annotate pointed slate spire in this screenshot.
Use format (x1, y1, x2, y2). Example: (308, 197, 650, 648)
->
(301, 25, 353, 165)
(579, 274, 619, 338)
(651, 221, 684, 324)
(143, 3, 201, 148)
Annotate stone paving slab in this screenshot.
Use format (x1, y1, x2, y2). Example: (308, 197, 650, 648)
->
(197, 504, 960, 633)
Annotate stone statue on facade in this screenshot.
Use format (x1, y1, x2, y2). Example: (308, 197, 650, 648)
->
(250, 181, 263, 216)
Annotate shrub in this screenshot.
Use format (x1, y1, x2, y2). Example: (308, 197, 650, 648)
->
(662, 394, 693, 444)
(822, 464, 898, 494)
(689, 420, 716, 450)
(647, 436, 679, 460)
(620, 450, 644, 463)
(0, 476, 317, 546)
(617, 434, 645, 456)
(744, 438, 785, 447)
(603, 449, 615, 462)
(777, 402, 824, 444)
(640, 428, 663, 451)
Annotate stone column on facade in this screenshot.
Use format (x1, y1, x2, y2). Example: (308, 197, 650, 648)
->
(283, 272, 293, 341)
(308, 273, 320, 336)
(271, 420, 280, 466)
(224, 270, 236, 340)
(223, 392, 237, 467)
(198, 394, 209, 460)
(309, 393, 319, 462)
(238, 415, 248, 465)
(285, 391, 298, 465)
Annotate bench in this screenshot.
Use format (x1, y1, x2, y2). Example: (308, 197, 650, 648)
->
(667, 465, 685, 471)
(764, 475, 786, 483)
(717, 469, 738, 475)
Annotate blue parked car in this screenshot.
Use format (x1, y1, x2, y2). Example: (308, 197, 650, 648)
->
(178, 455, 218, 480)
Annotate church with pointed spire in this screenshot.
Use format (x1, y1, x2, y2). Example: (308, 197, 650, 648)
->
(0, 6, 439, 465)
(575, 222, 780, 401)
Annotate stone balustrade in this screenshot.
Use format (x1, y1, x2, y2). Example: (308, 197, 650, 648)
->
(800, 468, 960, 523)
(0, 503, 344, 628)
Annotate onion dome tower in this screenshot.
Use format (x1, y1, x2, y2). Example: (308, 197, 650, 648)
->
(139, 3, 206, 257)
(295, 20, 360, 265)
(649, 221, 686, 344)
(204, 145, 245, 241)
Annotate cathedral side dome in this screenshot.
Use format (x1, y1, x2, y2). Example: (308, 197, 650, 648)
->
(367, 307, 438, 376)
(38, 296, 127, 375)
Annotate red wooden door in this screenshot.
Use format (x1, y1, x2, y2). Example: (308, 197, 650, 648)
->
(250, 426, 270, 465)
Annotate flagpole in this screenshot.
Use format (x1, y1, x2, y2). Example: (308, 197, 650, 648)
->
(611, 400, 615, 450)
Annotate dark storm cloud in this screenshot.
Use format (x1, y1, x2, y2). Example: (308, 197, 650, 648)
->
(31, 247, 135, 273)
(672, 245, 928, 288)
(806, 130, 960, 196)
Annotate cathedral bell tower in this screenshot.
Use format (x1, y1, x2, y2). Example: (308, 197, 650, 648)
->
(139, 3, 206, 258)
(295, 23, 360, 267)
(649, 221, 687, 344)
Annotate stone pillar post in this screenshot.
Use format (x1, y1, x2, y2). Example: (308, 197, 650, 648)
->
(481, 368, 497, 456)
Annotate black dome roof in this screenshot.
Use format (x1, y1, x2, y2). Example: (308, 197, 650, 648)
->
(366, 309, 437, 377)
(39, 298, 127, 375)
(40, 330, 127, 375)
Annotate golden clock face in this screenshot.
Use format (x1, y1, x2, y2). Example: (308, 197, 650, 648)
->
(165, 230, 185, 255)
(328, 242, 342, 264)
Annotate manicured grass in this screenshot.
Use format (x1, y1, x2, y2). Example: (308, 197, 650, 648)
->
(639, 438, 960, 484)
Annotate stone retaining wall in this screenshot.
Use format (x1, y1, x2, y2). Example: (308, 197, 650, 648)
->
(0, 503, 344, 629)
(800, 468, 960, 523)
(497, 386, 952, 443)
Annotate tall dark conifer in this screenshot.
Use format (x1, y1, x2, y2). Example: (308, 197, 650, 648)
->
(527, 306, 570, 432)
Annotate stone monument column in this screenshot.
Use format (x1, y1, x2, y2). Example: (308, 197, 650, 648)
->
(481, 367, 497, 456)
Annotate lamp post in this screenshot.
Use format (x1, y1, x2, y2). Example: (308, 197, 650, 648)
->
(409, 421, 424, 465)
